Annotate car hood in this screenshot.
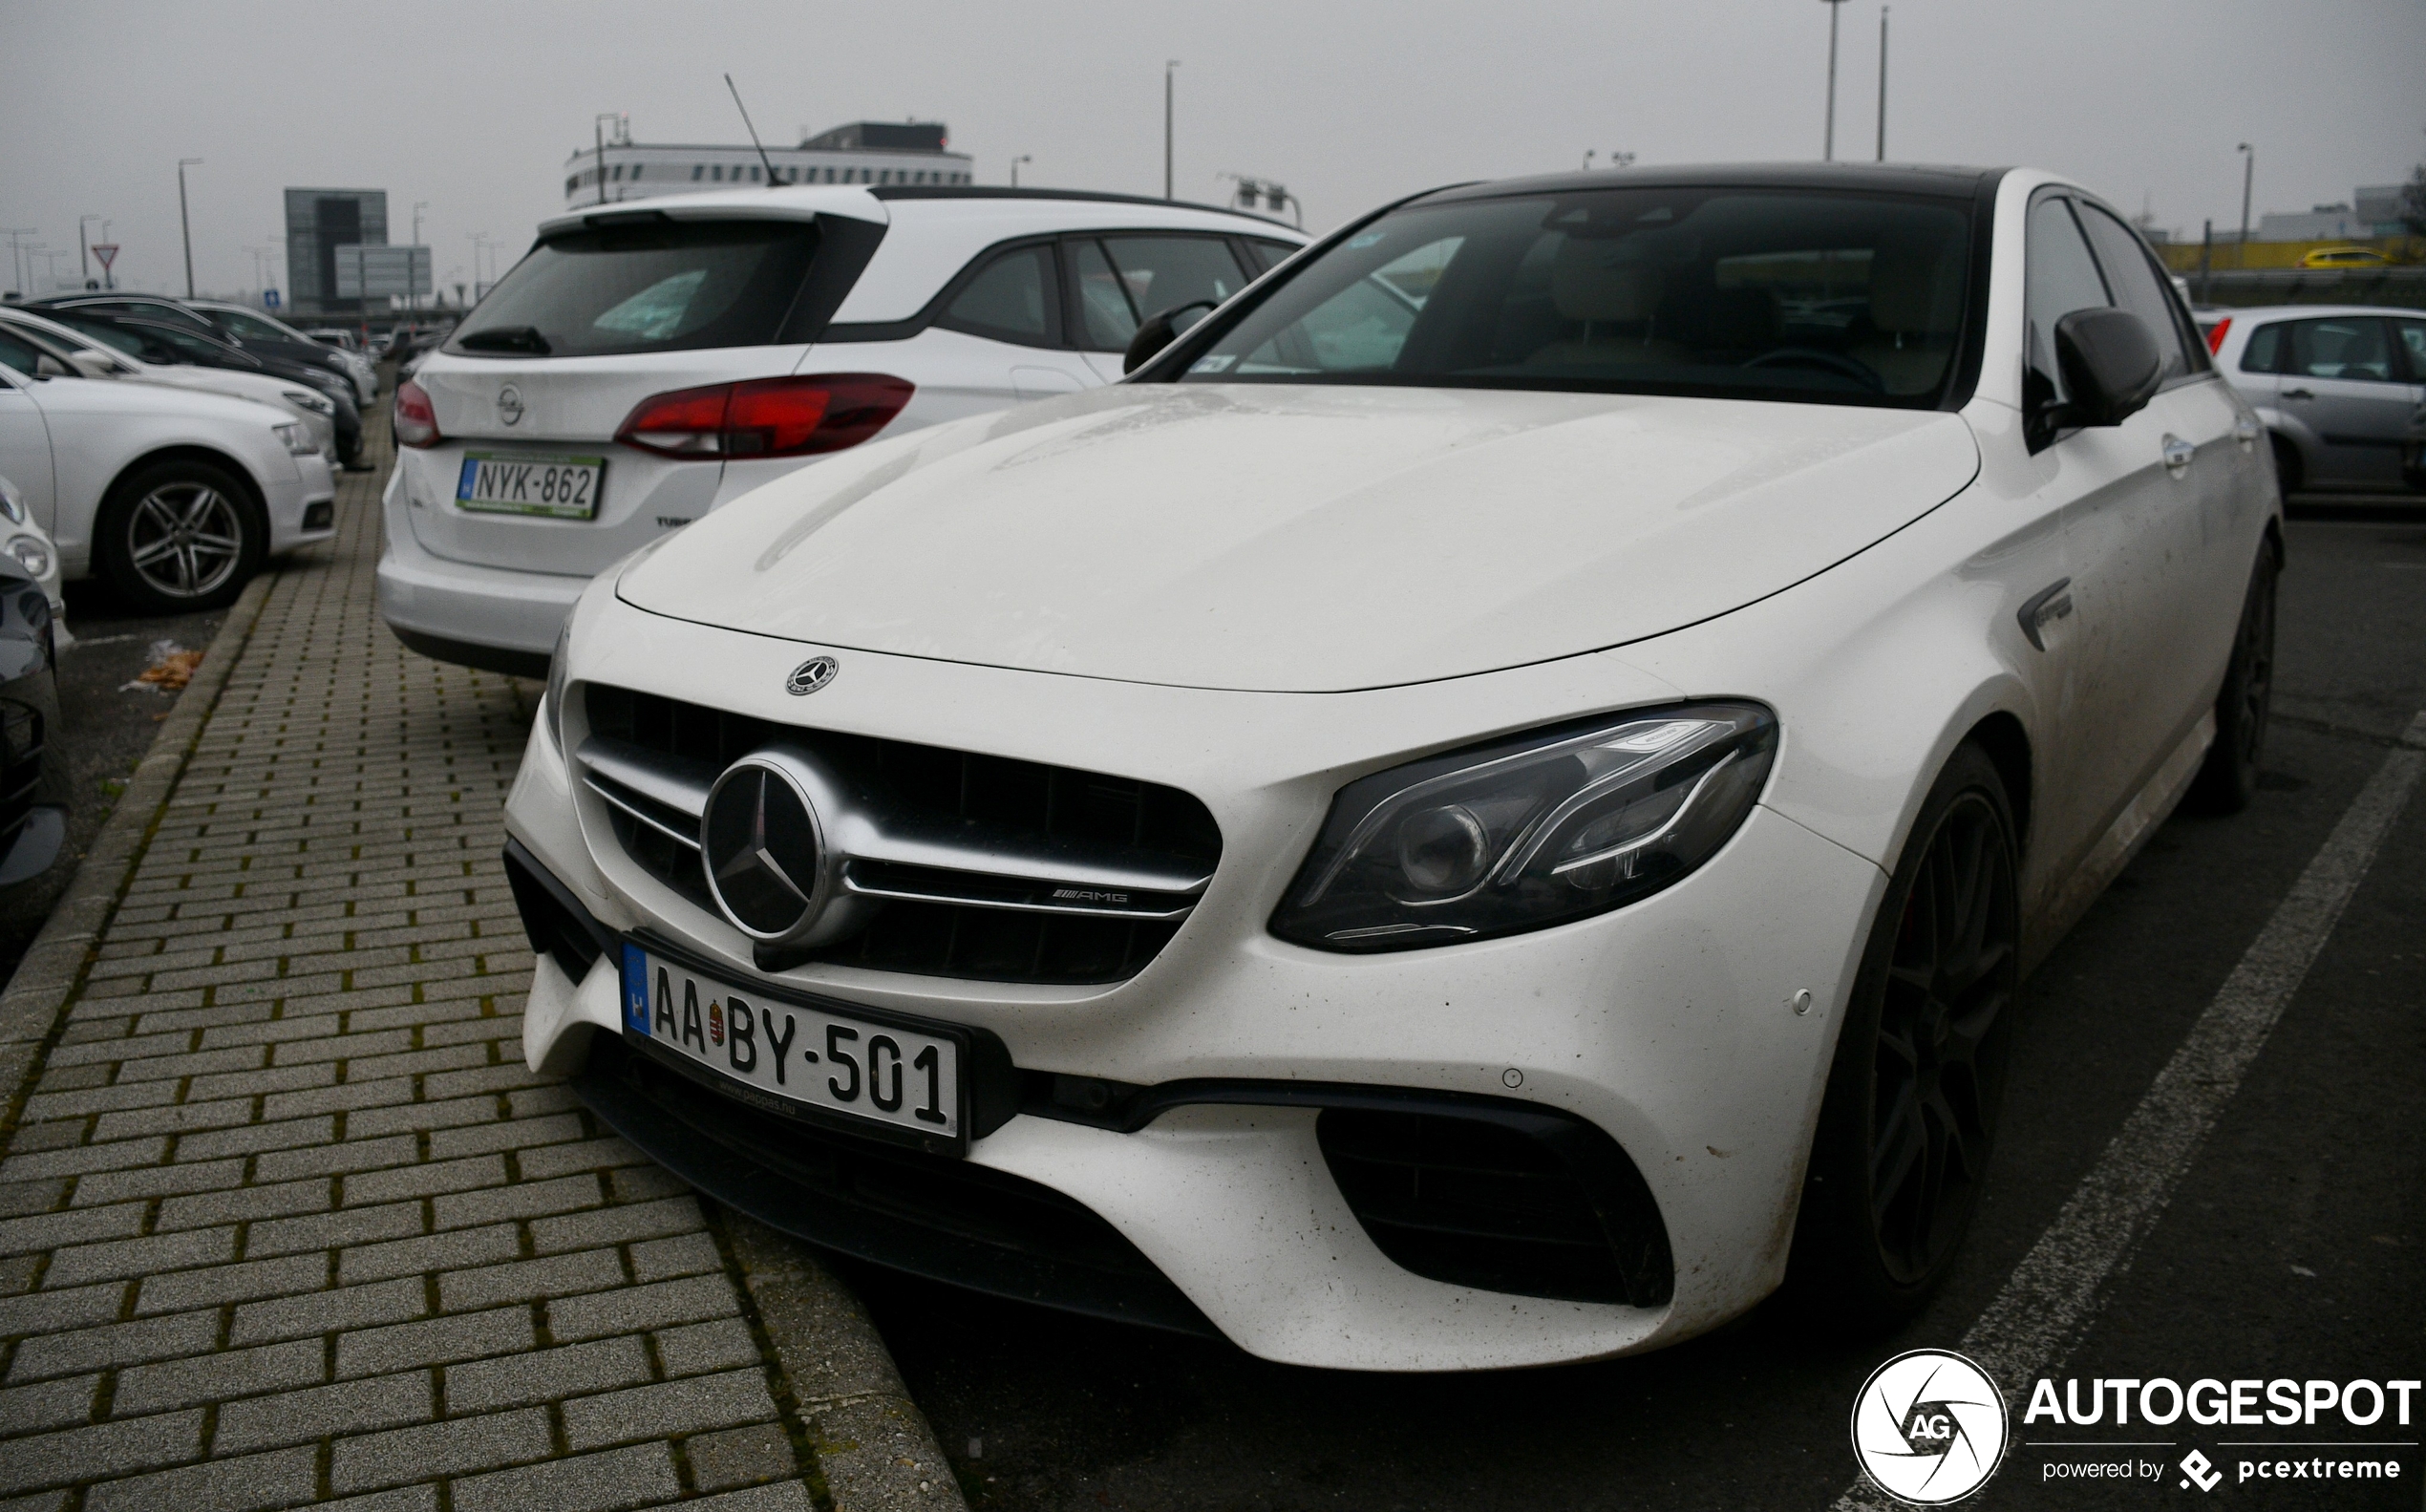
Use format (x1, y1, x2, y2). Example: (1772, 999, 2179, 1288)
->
(618, 384, 1981, 692)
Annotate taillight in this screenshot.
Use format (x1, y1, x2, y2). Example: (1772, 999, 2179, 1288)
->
(394, 379, 441, 449)
(614, 374, 915, 459)
(2203, 317, 2231, 355)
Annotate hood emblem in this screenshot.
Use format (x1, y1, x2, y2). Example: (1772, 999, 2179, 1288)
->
(497, 385, 524, 426)
(785, 656, 839, 696)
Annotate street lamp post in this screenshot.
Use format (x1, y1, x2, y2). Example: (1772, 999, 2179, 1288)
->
(1164, 60, 1181, 201)
(2236, 143, 2255, 270)
(177, 158, 202, 297)
(594, 114, 626, 207)
(2, 230, 36, 299)
(1876, 7, 1889, 161)
(1011, 155, 1032, 188)
(1821, 0, 1848, 160)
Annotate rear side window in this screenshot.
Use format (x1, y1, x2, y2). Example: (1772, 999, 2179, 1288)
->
(449, 220, 823, 359)
(937, 245, 1057, 346)
(2240, 323, 2284, 373)
(0, 330, 47, 375)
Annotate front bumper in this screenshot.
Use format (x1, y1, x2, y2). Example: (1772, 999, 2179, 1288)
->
(267, 454, 337, 557)
(504, 592, 1888, 1371)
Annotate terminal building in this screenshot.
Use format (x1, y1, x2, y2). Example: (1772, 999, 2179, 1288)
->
(563, 120, 974, 207)
(284, 187, 388, 317)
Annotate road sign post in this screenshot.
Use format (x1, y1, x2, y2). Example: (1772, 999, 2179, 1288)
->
(91, 243, 119, 288)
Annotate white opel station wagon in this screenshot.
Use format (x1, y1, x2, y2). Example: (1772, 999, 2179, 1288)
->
(380, 186, 1303, 676)
(504, 164, 2278, 1371)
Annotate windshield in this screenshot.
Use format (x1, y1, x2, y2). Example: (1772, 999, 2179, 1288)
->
(447, 219, 822, 359)
(1181, 187, 1974, 406)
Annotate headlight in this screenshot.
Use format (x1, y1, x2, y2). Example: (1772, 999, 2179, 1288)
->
(272, 422, 318, 457)
(545, 619, 573, 753)
(1268, 702, 1777, 951)
(7, 536, 52, 580)
(0, 478, 23, 526)
(282, 388, 334, 415)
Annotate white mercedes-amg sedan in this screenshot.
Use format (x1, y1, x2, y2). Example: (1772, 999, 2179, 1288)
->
(505, 164, 2279, 1371)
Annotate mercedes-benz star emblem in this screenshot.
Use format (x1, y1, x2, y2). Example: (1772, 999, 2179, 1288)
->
(496, 385, 524, 426)
(701, 762, 823, 939)
(785, 656, 839, 696)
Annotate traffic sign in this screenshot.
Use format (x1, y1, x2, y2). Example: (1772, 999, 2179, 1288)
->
(263, 288, 281, 310)
(91, 244, 119, 271)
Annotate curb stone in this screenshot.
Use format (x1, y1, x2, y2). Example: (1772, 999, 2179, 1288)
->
(727, 1215, 971, 1511)
(0, 568, 276, 1132)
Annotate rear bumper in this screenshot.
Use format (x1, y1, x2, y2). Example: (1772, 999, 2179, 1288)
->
(375, 469, 585, 671)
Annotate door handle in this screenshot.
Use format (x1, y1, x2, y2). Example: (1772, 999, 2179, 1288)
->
(2161, 434, 2197, 475)
(2282, 387, 2316, 400)
(2017, 578, 2074, 652)
(2233, 416, 2261, 450)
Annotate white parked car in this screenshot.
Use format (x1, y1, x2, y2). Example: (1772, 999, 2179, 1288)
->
(506, 166, 2277, 1370)
(0, 344, 336, 612)
(2203, 304, 2426, 496)
(381, 186, 1304, 675)
(0, 307, 343, 461)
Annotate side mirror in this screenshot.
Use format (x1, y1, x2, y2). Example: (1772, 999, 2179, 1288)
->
(2050, 308, 2161, 428)
(1121, 299, 1220, 375)
(32, 354, 71, 378)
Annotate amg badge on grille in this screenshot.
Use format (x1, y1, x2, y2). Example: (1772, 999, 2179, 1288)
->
(785, 656, 839, 696)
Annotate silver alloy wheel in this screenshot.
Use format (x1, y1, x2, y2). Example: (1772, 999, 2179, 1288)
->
(126, 481, 245, 600)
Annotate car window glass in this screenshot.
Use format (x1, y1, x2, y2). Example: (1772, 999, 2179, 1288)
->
(2241, 323, 2285, 373)
(0, 330, 47, 375)
(1071, 240, 1139, 350)
(939, 245, 1054, 345)
(2288, 318, 2394, 382)
(449, 219, 821, 359)
(152, 327, 223, 363)
(1203, 237, 1454, 376)
(1246, 238, 1298, 272)
(2393, 318, 2426, 380)
(217, 310, 288, 343)
(1085, 236, 1246, 350)
(1181, 189, 1972, 406)
(2023, 197, 2110, 407)
(2074, 203, 2193, 382)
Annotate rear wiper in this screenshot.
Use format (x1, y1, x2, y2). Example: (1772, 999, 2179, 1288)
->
(457, 325, 551, 354)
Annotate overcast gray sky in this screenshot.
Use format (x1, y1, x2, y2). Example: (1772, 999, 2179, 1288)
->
(4, 0, 2421, 301)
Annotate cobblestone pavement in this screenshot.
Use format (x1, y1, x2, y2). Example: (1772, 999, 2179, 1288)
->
(0, 440, 819, 1509)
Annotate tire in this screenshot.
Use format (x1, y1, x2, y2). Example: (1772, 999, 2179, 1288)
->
(2187, 544, 2279, 815)
(2269, 434, 2302, 506)
(94, 458, 267, 614)
(1785, 743, 2020, 1331)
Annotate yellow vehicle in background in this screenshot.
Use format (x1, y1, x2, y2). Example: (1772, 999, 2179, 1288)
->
(2297, 245, 2393, 268)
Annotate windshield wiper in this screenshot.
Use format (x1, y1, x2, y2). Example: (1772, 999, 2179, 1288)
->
(457, 326, 551, 354)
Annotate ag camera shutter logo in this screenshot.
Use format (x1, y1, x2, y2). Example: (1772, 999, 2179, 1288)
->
(1851, 1349, 2010, 1504)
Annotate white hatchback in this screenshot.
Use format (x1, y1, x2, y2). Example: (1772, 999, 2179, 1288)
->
(380, 186, 1303, 676)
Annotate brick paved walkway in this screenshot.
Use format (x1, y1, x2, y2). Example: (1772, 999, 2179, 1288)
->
(0, 443, 817, 1509)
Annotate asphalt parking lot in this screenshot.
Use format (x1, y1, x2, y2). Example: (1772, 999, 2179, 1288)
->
(847, 503, 2426, 1511)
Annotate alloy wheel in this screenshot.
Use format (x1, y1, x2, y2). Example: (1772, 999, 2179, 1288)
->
(1868, 791, 2016, 1285)
(127, 481, 245, 601)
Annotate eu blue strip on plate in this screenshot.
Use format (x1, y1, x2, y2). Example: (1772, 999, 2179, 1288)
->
(621, 943, 649, 1033)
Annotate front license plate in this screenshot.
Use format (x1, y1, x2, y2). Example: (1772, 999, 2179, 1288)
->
(619, 943, 963, 1147)
(456, 452, 605, 519)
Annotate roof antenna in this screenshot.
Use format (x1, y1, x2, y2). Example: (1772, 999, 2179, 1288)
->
(724, 73, 781, 187)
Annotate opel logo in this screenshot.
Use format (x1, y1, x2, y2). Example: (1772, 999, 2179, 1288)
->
(497, 385, 524, 426)
(785, 656, 839, 696)
(701, 759, 825, 941)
